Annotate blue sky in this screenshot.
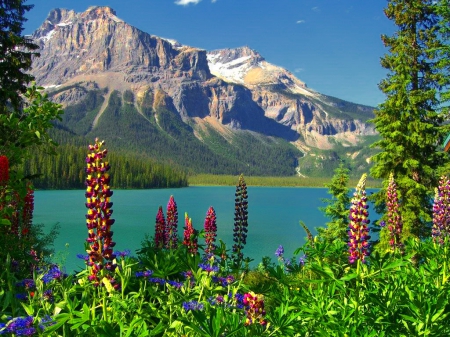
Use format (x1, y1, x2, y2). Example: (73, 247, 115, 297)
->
(23, 0, 395, 107)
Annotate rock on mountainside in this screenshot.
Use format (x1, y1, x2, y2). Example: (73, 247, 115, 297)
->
(29, 6, 377, 177)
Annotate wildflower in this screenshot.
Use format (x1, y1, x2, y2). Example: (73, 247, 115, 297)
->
(1, 316, 35, 336)
(198, 262, 219, 274)
(116, 250, 131, 258)
(167, 280, 183, 288)
(243, 291, 267, 326)
(0, 155, 9, 184)
(76, 253, 89, 261)
(42, 265, 66, 284)
(16, 279, 35, 290)
(19, 185, 34, 240)
(154, 206, 166, 249)
(42, 289, 54, 303)
(274, 245, 284, 259)
(204, 206, 217, 257)
(182, 300, 204, 312)
(212, 274, 235, 287)
(432, 176, 450, 244)
(183, 212, 198, 255)
(232, 174, 249, 267)
(149, 277, 166, 286)
(84, 139, 118, 288)
(386, 173, 403, 252)
(348, 173, 371, 264)
(234, 293, 245, 309)
(135, 270, 153, 278)
(166, 195, 178, 249)
(298, 254, 307, 266)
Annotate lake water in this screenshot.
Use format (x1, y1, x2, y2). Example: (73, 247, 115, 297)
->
(34, 186, 373, 272)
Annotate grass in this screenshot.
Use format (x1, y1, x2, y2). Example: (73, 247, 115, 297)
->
(188, 174, 382, 188)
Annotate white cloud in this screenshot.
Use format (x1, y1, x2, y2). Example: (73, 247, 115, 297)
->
(175, 0, 202, 5)
(295, 68, 304, 73)
(296, 20, 305, 24)
(312, 6, 320, 12)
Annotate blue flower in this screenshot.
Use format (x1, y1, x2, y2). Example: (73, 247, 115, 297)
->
(182, 300, 204, 312)
(298, 254, 307, 266)
(275, 245, 284, 258)
(42, 265, 67, 284)
(116, 250, 131, 258)
(76, 254, 88, 261)
(198, 263, 219, 273)
(135, 270, 153, 278)
(167, 280, 183, 288)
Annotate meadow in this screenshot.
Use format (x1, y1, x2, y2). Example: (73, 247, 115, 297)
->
(1, 139, 450, 336)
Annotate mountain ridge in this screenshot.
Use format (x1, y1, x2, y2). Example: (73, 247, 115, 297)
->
(29, 6, 378, 177)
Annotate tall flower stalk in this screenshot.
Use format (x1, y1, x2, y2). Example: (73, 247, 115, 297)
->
(386, 172, 403, 252)
(166, 195, 178, 249)
(204, 207, 217, 257)
(232, 174, 248, 269)
(154, 206, 166, 249)
(85, 139, 118, 289)
(183, 212, 198, 255)
(432, 176, 450, 244)
(0, 156, 9, 185)
(348, 173, 370, 264)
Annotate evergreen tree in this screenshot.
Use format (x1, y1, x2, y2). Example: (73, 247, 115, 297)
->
(370, 0, 450, 240)
(0, 0, 39, 113)
(318, 163, 351, 243)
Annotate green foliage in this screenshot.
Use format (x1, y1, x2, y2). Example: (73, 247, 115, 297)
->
(0, 84, 63, 168)
(21, 143, 188, 189)
(318, 163, 351, 243)
(370, 0, 450, 240)
(0, 0, 39, 113)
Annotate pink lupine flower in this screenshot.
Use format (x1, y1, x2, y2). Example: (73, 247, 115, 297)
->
(204, 206, 217, 257)
(432, 176, 450, 244)
(154, 206, 166, 249)
(348, 173, 371, 264)
(183, 212, 198, 255)
(386, 173, 403, 252)
(166, 195, 178, 249)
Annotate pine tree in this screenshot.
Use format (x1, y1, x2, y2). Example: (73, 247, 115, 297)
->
(370, 0, 450, 240)
(318, 163, 351, 243)
(0, 0, 39, 113)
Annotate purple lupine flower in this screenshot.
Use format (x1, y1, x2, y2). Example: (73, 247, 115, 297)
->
(166, 196, 178, 249)
(204, 206, 217, 257)
(348, 173, 371, 264)
(85, 139, 118, 289)
(154, 206, 166, 249)
(116, 250, 131, 258)
(182, 300, 204, 312)
(386, 173, 403, 252)
(232, 174, 249, 267)
(432, 176, 450, 244)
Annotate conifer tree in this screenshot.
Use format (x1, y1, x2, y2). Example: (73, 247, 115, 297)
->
(318, 163, 351, 243)
(370, 0, 450, 240)
(0, 0, 39, 113)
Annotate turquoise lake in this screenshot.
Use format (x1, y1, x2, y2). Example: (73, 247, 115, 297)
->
(34, 186, 364, 272)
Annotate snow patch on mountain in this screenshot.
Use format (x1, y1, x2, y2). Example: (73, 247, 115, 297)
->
(207, 53, 254, 84)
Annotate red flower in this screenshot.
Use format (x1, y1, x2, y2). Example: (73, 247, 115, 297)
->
(0, 156, 9, 184)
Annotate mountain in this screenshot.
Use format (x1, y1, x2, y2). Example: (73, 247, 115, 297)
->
(29, 6, 378, 177)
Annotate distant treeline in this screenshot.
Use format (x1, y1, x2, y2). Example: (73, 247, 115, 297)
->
(188, 174, 382, 188)
(21, 144, 188, 189)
